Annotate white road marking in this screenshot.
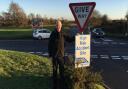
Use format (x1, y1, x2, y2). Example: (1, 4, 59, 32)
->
(102, 81, 112, 89)
(36, 52, 42, 54)
(100, 38, 113, 42)
(102, 42, 109, 44)
(123, 58, 128, 60)
(126, 70, 128, 73)
(28, 52, 128, 62)
(42, 53, 49, 56)
(100, 55, 109, 59)
(122, 56, 128, 58)
(91, 55, 98, 58)
(29, 52, 35, 54)
(100, 55, 108, 56)
(111, 55, 121, 60)
(111, 57, 121, 60)
(111, 42, 117, 44)
(119, 43, 127, 45)
(111, 56, 120, 57)
(94, 42, 101, 44)
(101, 56, 109, 59)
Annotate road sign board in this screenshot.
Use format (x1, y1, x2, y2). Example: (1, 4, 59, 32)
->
(75, 35, 90, 68)
(69, 2, 96, 32)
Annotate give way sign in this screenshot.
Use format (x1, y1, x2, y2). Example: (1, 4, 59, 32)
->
(69, 2, 96, 32)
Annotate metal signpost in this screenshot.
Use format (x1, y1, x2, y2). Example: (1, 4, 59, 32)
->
(69, 2, 96, 68)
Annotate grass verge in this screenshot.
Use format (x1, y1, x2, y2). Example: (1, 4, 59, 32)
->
(0, 49, 52, 89)
(0, 29, 33, 39)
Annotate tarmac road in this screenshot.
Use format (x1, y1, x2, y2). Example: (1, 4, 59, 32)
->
(0, 37, 128, 89)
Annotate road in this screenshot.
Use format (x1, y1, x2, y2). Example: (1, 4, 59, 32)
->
(91, 37, 128, 89)
(0, 37, 128, 89)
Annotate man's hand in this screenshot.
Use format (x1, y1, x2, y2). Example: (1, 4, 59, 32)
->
(76, 33, 80, 35)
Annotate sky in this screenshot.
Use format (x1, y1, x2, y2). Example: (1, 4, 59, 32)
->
(0, 0, 128, 20)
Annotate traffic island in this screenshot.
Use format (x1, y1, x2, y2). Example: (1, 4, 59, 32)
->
(63, 55, 105, 89)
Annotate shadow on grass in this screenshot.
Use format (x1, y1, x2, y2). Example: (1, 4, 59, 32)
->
(0, 76, 52, 89)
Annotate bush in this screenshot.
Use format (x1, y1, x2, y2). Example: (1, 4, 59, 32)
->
(64, 56, 105, 89)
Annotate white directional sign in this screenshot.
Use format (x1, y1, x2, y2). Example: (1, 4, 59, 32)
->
(75, 35, 90, 68)
(69, 2, 96, 32)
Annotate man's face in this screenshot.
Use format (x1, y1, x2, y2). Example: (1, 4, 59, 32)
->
(56, 21, 62, 32)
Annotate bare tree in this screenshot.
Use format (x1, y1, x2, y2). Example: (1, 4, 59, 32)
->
(126, 11, 128, 20)
(28, 13, 35, 20)
(125, 11, 128, 36)
(90, 10, 102, 27)
(2, 12, 13, 26)
(9, 1, 28, 26)
(101, 14, 109, 25)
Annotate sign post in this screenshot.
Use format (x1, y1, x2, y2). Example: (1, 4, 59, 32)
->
(69, 2, 96, 68)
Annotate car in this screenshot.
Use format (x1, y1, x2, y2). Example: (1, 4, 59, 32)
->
(33, 29, 51, 40)
(69, 26, 91, 37)
(69, 26, 79, 37)
(91, 28, 105, 38)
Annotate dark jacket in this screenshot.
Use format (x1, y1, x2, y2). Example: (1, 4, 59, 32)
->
(48, 29, 74, 57)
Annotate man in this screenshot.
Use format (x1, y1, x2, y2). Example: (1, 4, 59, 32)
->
(48, 20, 74, 89)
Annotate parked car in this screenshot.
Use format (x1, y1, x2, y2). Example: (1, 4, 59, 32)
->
(33, 29, 51, 40)
(91, 28, 105, 38)
(69, 26, 79, 37)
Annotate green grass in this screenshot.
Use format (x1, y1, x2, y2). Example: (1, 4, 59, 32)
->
(0, 49, 52, 89)
(0, 29, 33, 39)
(0, 26, 70, 39)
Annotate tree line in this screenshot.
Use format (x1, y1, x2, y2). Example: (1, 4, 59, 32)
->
(0, 1, 128, 35)
(0, 2, 69, 28)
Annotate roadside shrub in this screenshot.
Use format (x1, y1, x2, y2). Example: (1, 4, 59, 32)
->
(64, 56, 104, 89)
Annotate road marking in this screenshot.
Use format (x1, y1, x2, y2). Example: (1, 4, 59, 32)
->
(93, 42, 101, 44)
(111, 55, 122, 60)
(42, 52, 49, 56)
(28, 52, 128, 62)
(36, 52, 42, 54)
(111, 42, 117, 44)
(102, 42, 109, 44)
(126, 70, 128, 73)
(100, 55, 108, 56)
(100, 55, 109, 59)
(119, 43, 127, 45)
(111, 56, 120, 57)
(122, 56, 128, 58)
(101, 56, 109, 59)
(29, 52, 35, 54)
(91, 55, 98, 58)
(123, 58, 128, 60)
(111, 57, 121, 60)
(100, 38, 113, 42)
(102, 80, 111, 89)
(122, 56, 128, 60)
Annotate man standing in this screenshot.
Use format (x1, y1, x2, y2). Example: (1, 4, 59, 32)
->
(48, 20, 74, 89)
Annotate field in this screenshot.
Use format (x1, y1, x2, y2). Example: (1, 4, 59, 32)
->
(0, 25, 70, 39)
(0, 29, 33, 39)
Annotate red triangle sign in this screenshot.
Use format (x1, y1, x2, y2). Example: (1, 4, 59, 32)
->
(69, 2, 96, 32)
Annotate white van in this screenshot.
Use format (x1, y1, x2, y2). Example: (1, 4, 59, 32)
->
(33, 29, 51, 40)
